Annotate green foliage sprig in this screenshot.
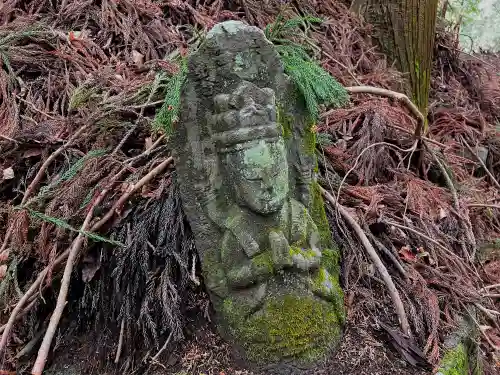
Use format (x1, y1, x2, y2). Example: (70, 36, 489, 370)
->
(265, 15, 349, 120)
(23, 208, 123, 246)
(153, 60, 187, 134)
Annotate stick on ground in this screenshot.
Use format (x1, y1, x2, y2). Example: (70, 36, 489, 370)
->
(320, 186, 411, 336)
(31, 156, 174, 374)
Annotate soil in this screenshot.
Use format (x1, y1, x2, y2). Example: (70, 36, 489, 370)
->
(40, 319, 430, 375)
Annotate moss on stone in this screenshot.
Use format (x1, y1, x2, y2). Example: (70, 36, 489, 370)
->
(289, 246, 317, 259)
(312, 268, 345, 321)
(437, 343, 468, 375)
(223, 294, 342, 364)
(251, 251, 274, 274)
(303, 123, 317, 156)
(277, 105, 293, 140)
(321, 248, 340, 275)
(309, 181, 333, 248)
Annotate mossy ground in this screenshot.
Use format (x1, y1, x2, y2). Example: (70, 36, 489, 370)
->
(437, 343, 468, 375)
(223, 294, 342, 365)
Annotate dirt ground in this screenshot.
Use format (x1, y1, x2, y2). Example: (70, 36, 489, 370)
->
(41, 318, 430, 375)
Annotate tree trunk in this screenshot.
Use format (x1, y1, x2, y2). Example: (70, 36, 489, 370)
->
(351, 0, 439, 124)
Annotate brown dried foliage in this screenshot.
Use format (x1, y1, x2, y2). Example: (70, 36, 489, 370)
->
(0, 0, 499, 373)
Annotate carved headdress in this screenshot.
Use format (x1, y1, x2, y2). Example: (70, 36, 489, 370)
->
(211, 81, 282, 153)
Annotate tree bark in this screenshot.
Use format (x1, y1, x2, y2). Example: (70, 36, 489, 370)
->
(352, 0, 439, 123)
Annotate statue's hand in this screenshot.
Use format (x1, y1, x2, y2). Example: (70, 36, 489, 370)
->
(269, 231, 293, 270)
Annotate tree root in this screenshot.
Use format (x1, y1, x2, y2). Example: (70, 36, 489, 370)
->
(345, 85, 425, 135)
(321, 186, 411, 336)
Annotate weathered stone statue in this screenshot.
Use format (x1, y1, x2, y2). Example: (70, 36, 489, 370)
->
(173, 21, 344, 373)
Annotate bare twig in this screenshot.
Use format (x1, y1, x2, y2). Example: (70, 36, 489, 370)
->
(21, 123, 90, 206)
(151, 331, 173, 362)
(475, 303, 500, 318)
(483, 294, 500, 299)
(0, 134, 17, 143)
(368, 231, 407, 278)
(468, 204, 500, 209)
(384, 221, 453, 255)
(321, 187, 411, 336)
(335, 141, 417, 205)
(112, 124, 139, 155)
(91, 157, 173, 231)
(15, 329, 44, 359)
(462, 139, 500, 190)
(114, 318, 126, 364)
(0, 250, 66, 355)
(481, 283, 500, 291)
(124, 134, 166, 165)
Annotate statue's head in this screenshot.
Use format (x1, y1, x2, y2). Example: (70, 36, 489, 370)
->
(213, 82, 289, 214)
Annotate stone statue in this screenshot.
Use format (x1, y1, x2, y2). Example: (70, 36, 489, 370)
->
(173, 21, 344, 373)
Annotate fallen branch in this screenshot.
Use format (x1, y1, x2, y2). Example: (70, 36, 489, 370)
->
(462, 138, 500, 190)
(429, 149, 476, 260)
(0, 156, 173, 362)
(91, 157, 173, 231)
(321, 186, 411, 336)
(345, 86, 425, 135)
(31, 205, 95, 374)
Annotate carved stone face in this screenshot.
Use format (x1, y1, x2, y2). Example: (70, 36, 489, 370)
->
(225, 138, 289, 214)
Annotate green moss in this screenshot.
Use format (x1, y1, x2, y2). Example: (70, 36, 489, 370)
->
(321, 248, 340, 275)
(223, 294, 342, 364)
(309, 181, 332, 248)
(289, 246, 317, 259)
(437, 343, 468, 375)
(251, 251, 274, 274)
(303, 123, 317, 156)
(277, 105, 293, 140)
(312, 268, 345, 320)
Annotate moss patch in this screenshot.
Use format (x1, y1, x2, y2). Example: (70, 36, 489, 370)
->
(310, 181, 333, 248)
(251, 251, 274, 274)
(277, 105, 293, 140)
(289, 246, 317, 259)
(322, 248, 340, 275)
(312, 268, 345, 321)
(223, 294, 342, 364)
(437, 343, 468, 375)
(303, 123, 317, 156)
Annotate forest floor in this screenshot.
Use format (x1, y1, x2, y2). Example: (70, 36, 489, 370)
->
(1, 1, 500, 375)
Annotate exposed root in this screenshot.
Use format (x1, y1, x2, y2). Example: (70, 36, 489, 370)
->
(321, 186, 411, 336)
